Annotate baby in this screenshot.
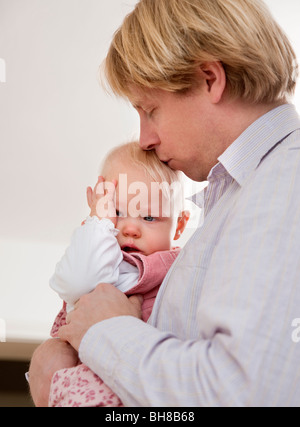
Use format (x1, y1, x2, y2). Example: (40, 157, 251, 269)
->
(49, 141, 190, 407)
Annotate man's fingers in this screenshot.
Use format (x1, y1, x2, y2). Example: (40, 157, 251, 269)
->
(128, 294, 144, 317)
(57, 324, 71, 344)
(129, 294, 143, 305)
(65, 311, 72, 325)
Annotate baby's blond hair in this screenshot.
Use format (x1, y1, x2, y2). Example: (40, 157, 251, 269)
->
(101, 141, 182, 185)
(100, 141, 185, 215)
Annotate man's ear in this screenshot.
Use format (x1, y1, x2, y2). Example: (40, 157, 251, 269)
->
(173, 210, 190, 241)
(196, 61, 227, 104)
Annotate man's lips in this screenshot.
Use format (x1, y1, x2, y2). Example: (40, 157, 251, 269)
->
(160, 158, 171, 165)
(161, 158, 176, 169)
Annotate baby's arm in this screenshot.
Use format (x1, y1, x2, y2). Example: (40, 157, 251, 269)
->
(49, 217, 123, 312)
(50, 177, 122, 312)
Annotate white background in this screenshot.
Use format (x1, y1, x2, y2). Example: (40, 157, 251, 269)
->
(0, 0, 299, 342)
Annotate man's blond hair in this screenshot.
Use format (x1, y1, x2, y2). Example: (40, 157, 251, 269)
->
(103, 0, 298, 104)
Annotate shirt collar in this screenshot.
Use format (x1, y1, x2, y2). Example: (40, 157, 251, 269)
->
(190, 104, 300, 208)
(215, 103, 300, 186)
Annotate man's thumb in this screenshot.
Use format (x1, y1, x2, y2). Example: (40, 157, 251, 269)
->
(130, 294, 143, 305)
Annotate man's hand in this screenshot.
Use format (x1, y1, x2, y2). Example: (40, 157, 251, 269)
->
(28, 338, 79, 407)
(59, 283, 143, 352)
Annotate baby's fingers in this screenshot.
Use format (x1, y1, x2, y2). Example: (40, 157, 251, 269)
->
(86, 186, 93, 208)
(106, 179, 118, 201)
(95, 176, 105, 197)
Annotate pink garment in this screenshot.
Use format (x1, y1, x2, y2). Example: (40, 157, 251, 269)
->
(49, 249, 180, 407)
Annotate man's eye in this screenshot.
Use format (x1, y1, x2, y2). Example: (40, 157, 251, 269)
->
(143, 216, 156, 222)
(146, 109, 155, 119)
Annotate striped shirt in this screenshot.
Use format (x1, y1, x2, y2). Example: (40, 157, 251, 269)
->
(80, 104, 300, 407)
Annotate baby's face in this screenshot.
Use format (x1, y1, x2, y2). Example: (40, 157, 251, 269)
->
(104, 158, 179, 256)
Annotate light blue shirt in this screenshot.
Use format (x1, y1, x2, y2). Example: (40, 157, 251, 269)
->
(79, 104, 300, 407)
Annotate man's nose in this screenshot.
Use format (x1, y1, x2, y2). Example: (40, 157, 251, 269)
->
(139, 117, 160, 151)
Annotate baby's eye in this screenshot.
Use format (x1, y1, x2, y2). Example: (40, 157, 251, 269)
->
(116, 210, 125, 218)
(143, 216, 156, 222)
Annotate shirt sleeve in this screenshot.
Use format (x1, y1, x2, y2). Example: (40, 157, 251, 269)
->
(49, 217, 123, 312)
(78, 145, 300, 407)
(79, 316, 232, 407)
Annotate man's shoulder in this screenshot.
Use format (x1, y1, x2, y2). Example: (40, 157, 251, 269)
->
(257, 128, 300, 174)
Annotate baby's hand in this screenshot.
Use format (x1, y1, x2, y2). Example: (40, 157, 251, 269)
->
(86, 176, 118, 227)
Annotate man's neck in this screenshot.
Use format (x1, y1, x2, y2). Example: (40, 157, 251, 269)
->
(218, 98, 287, 152)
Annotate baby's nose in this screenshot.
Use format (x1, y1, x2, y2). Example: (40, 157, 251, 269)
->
(122, 221, 141, 238)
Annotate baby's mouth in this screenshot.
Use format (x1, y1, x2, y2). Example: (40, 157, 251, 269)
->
(122, 245, 141, 254)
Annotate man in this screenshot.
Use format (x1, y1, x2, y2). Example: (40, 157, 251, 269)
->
(30, 0, 300, 406)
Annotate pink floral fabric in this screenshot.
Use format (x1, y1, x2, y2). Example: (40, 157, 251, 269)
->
(49, 307, 123, 408)
(50, 302, 67, 337)
(49, 249, 180, 407)
(49, 364, 123, 407)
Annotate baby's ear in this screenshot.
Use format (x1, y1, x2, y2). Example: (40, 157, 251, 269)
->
(173, 210, 190, 241)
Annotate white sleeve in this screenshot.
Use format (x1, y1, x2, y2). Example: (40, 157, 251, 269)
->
(116, 261, 140, 293)
(49, 217, 123, 312)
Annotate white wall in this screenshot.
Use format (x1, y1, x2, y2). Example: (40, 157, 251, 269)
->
(0, 0, 141, 342)
(265, 0, 300, 107)
(0, 0, 299, 342)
